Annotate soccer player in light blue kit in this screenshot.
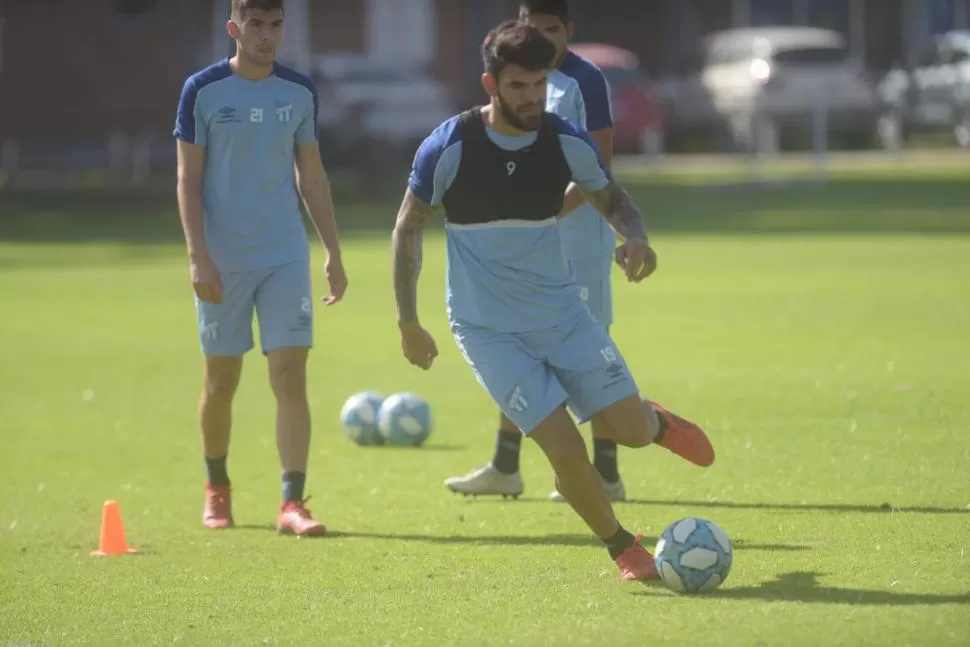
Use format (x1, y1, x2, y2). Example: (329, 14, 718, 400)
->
(445, 0, 712, 502)
(174, 0, 346, 536)
(392, 21, 709, 580)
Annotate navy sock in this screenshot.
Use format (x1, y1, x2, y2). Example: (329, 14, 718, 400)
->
(282, 472, 306, 502)
(205, 455, 230, 487)
(491, 430, 522, 474)
(593, 439, 619, 483)
(603, 525, 637, 560)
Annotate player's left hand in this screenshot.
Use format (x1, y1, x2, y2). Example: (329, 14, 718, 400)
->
(322, 255, 348, 305)
(615, 238, 657, 282)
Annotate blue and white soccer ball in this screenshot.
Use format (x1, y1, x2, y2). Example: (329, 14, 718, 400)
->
(654, 517, 733, 594)
(339, 391, 386, 446)
(377, 392, 432, 446)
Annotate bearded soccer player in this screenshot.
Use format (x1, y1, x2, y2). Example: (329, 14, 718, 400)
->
(392, 21, 710, 580)
(174, 0, 347, 535)
(445, 0, 713, 504)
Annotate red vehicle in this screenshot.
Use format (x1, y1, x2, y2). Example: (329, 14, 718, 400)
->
(567, 43, 665, 154)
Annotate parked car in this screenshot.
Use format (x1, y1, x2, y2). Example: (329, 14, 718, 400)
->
(661, 26, 881, 152)
(312, 54, 456, 154)
(876, 30, 970, 149)
(567, 43, 665, 154)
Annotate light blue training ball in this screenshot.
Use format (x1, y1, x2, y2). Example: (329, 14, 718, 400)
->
(377, 392, 432, 446)
(340, 391, 385, 446)
(654, 517, 733, 594)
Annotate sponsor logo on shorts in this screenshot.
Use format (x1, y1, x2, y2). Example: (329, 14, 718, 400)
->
(508, 386, 529, 412)
(298, 297, 312, 329)
(603, 361, 628, 389)
(201, 321, 219, 341)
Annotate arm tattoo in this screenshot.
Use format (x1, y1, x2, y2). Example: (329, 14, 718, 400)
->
(587, 182, 648, 242)
(392, 191, 436, 323)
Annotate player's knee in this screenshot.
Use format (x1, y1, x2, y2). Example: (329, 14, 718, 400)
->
(203, 357, 242, 401)
(203, 377, 238, 401)
(594, 395, 653, 448)
(268, 351, 307, 398)
(531, 412, 588, 468)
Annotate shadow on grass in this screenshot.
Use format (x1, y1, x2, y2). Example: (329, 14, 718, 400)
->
(620, 498, 970, 515)
(442, 493, 969, 516)
(634, 571, 970, 606)
(233, 526, 806, 552)
(354, 443, 464, 452)
(3, 173, 970, 246)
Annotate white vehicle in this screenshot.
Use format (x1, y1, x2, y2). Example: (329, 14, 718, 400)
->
(312, 54, 456, 152)
(877, 30, 970, 149)
(662, 26, 880, 151)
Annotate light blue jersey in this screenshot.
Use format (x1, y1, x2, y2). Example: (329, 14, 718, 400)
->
(547, 51, 617, 265)
(409, 113, 611, 333)
(174, 58, 318, 273)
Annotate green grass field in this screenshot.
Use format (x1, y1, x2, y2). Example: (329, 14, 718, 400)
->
(1, 163, 969, 646)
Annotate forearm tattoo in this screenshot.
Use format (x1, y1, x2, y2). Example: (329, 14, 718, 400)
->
(589, 182, 648, 242)
(392, 192, 435, 323)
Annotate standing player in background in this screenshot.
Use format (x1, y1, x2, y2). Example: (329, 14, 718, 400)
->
(445, 0, 705, 503)
(393, 20, 704, 580)
(174, 0, 347, 536)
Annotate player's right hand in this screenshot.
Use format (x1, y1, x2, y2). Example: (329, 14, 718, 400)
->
(399, 322, 438, 370)
(190, 253, 223, 304)
(615, 238, 657, 283)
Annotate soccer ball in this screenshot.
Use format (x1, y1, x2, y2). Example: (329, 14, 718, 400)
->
(654, 517, 733, 594)
(339, 391, 385, 446)
(377, 392, 432, 446)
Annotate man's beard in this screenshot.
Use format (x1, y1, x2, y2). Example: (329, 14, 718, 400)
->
(497, 93, 543, 132)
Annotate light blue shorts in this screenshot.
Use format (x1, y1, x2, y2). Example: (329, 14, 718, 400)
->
(196, 260, 312, 356)
(571, 258, 614, 328)
(452, 309, 638, 435)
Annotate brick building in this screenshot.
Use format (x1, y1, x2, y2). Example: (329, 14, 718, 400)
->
(1, 0, 968, 145)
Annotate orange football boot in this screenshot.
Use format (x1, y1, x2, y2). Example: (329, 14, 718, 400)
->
(277, 499, 327, 537)
(650, 402, 716, 467)
(203, 484, 233, 529)
(615, 535, 660, 581)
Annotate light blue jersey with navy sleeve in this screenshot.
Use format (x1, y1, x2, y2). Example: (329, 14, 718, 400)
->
(174, 59, 318, 273)
(408, 113, 612, 333)
(547, 51, 617, 264)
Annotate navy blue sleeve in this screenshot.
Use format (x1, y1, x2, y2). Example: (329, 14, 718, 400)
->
(578, 67, 614, 132)
(408, 117, 461, 206)
(174, 77, 201, 144)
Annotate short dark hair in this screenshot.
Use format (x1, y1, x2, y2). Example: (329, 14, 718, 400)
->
(231, 0, 283, 20)
(518, 0, 569, 23)
(481, 20, 557, 79)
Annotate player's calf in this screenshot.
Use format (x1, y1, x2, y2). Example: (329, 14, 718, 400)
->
(530, 407, 620, 538)
(530, 408, 657, 580)
(200, 356, 243, 458)
(268, 347, 311, 474)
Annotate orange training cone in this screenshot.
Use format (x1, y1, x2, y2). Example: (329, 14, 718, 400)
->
(90, 500, 138, 556)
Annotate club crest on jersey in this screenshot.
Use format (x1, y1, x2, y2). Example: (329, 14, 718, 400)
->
(276, 102, 293, 123)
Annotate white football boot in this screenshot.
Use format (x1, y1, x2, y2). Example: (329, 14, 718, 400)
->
(444, 463, 524, 499)
(548, 475, 626, 502)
